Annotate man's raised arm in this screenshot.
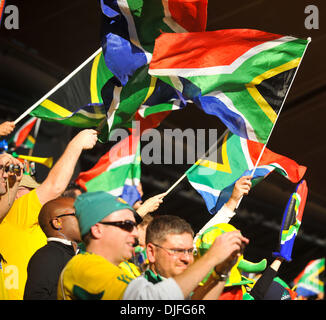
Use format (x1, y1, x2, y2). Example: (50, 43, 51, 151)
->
(36, 129, 98, 205)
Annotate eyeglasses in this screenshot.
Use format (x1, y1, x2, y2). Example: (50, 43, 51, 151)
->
(55, 213, 76, 219)
(152, 243, 194, 257)
(49, 213, 76, 228)
(50, 213, 76, 224)
(98, 220, 137, 232)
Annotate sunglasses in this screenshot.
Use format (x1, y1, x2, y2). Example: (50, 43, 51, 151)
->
(49, 213, 76, 229)
(49, 213, 76, 223)
(98, 220, 137, 232)
(55, 213, 76, 219)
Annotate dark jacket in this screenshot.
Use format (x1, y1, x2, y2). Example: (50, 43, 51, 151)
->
(24, 239, 76, 300)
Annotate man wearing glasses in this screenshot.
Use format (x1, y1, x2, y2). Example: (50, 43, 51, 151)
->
(58, 191, 249, 300)
(0, 153, 23, 300)
(24, 196, 80, 300)
(144, 215, 195, 284)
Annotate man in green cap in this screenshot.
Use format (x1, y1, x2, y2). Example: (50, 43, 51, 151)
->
(58, 191, 249, 300)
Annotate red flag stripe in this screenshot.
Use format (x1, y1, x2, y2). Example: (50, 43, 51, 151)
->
(150, 29, 284, 71)
(168, 0, 207, 32)
(246, 139, 307, 183)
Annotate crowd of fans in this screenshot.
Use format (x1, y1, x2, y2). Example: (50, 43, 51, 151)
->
(0, 122, 323, 300)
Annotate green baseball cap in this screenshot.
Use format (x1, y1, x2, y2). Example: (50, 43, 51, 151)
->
(74, 191, 139, 237)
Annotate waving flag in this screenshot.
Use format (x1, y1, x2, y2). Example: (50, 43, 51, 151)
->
(273, 179, 308, 262)
(186, 131, 307, 214)
(149, 29, 309, 143)
(9, 117, 37, 148)
(293, 259, 325, 298)
(75, 133, 141, 206)
(29, 51, 112, 129)
(103, 64, 185, 134)
(100, 0, 207, 85)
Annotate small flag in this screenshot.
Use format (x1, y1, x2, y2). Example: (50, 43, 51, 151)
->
(293, 259, 325, 297)
(273, 179, 308, 262)
(9, 117, 37, 148)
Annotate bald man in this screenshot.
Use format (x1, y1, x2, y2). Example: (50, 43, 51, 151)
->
(24, 197, 80, 300)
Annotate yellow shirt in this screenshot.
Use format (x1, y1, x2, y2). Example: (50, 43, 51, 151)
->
(0, 259, 8, 300)
(119, 261, 141, 279)
(58, 252, 136, 300)
(0, 189, 46, 300)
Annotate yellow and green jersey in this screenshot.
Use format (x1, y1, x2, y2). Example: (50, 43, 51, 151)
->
(57, 252, 137, 300)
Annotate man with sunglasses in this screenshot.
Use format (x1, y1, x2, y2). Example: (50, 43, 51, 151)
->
(0, 153, 23, 300)
(0, 129, 98, 300)
(58, 191, 249, 300)
(0, 153, 24, 222)
(24, 197, 80, 300)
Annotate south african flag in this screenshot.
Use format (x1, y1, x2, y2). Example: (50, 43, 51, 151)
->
(149, 29, 310, 143)
(29, 51, 113, 129)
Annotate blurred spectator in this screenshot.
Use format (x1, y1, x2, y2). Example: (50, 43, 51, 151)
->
(24, 197, 80, 300)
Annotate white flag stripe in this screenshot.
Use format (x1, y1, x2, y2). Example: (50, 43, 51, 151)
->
(206, 91, 257, 141)
(188, 181, 221, 197)
(106, 154, 136, 172)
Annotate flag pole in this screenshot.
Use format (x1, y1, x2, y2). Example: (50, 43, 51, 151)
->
(235, 37, 312, 209)
(14, 47, 103, 125)
(164, 129, 229, 196)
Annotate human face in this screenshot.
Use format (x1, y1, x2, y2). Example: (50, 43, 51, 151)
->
(97, 209, 138, 265)
(149, 233, 194, 278)
(52, 198, 81, 242)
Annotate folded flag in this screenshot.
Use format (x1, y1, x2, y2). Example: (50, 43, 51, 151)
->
(100, 0, 207, 85)
(8, 117, 37, 148)
(75, 133, 141, 206)
(293, 258, 325, 297)
(186, 131, 307, 214)
(273, 179, 308, 262)
(149, 29, 309, 143)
